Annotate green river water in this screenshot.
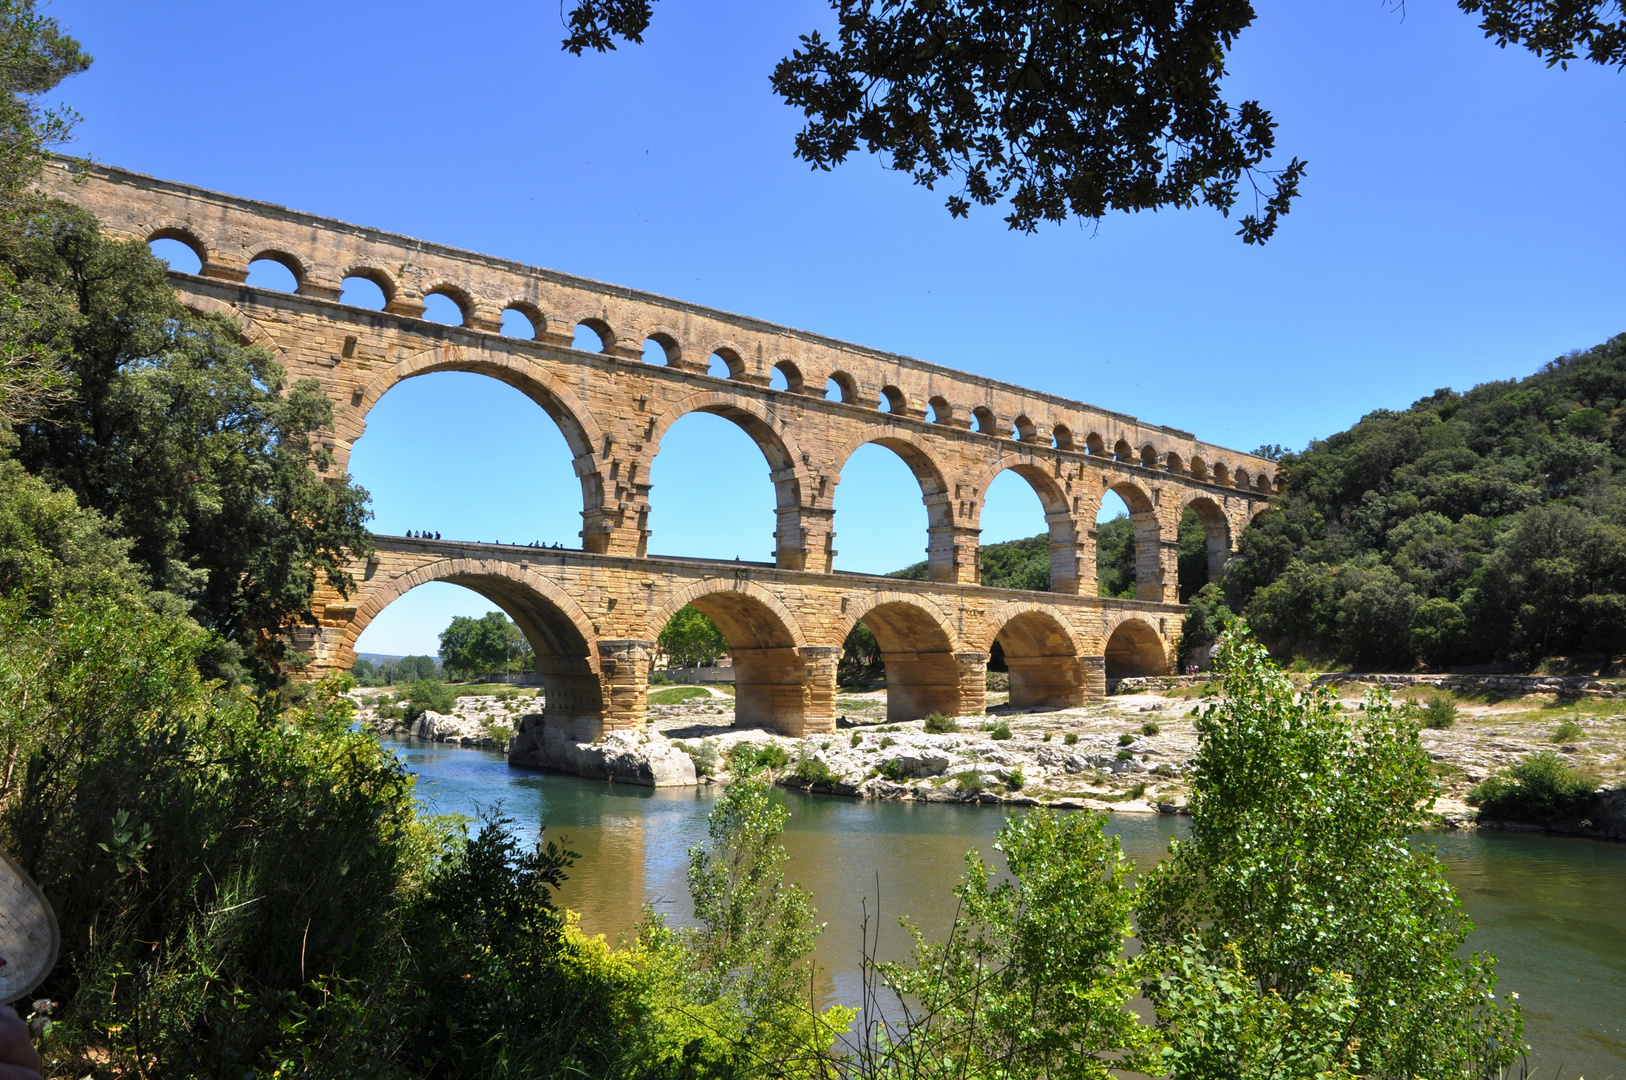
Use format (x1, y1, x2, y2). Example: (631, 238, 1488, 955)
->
(393, 738, 1626, 1077)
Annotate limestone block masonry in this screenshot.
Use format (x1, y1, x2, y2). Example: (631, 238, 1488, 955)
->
(42, 160, 1279, 740)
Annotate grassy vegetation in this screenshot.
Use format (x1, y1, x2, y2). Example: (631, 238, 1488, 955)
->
(448, 682, 540, 699)
(1470, 751, 1599, 825)
(648, 685, 712, 706)
(924, 711, 960, 734)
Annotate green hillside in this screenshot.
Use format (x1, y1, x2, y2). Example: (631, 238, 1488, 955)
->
(1219, 332, 1626, 671)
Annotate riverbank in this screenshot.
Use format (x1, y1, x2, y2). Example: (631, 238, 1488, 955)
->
(359, 679, 1626, 827)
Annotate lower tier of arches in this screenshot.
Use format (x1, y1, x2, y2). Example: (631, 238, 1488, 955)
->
(298, 537, 1183, 742)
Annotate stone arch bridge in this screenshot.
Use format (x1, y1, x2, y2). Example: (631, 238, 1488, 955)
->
(45, 161, 1278, 739)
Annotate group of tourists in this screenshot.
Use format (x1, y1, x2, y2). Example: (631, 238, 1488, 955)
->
(402, 529, 573, 549)
(406, 529, 440, 540)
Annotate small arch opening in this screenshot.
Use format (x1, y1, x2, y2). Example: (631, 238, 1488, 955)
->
(1189, 457, 1209, 481)
(149, 236, 203, 275)
(928, 396, 954, 425)
(501, 307, 537, 339)
(246, 252, 301, 292)
(1233, 468, 1251, 490)
(772, 360, 804, 394)
(1257, 473, 1274, 494)
(879, 385, 906, 414)
(1139, 445, 1158, 468)
(1212, 462, 1231, 486)
(1052, 425, 1074, 451)
(573, 322, 610, 353)
(1113, 439, 1135, 462)
(1012, 415, 1036, 442)
(340, 275, 389, 310)
(1164, 452, 1183, 474)
(709, 348, 744, 379)
(1085, 432, 1106, 456)
(973, 406, 997, 434)
(422, 290, 467, 327)
(826, 371, 857, 402)
(643, 334, 680, 365)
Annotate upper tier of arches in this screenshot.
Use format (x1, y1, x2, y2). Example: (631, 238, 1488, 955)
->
(66, 158, 1279, 497)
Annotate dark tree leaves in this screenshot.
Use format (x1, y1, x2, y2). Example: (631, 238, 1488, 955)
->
(560, 0, 654, 55)
(1459, 0, 1626, 68)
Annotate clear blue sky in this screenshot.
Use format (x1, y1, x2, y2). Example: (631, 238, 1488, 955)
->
(52, 0, 1625, 655)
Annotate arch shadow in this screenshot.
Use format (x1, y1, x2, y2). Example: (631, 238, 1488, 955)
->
(985, 604, 1086, 709)
(1104, 617, 1168, 679)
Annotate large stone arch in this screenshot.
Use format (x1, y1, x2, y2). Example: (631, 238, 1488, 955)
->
(981, 601, 1092, 708)
(1093, 476, 1172, 603)
(177, 293, 289, 355)
(645, 390, 815, 569)
(832, 426, 962, 582)
(1102, 613, 1171, 680)
(347, 344, 617, 551)
(1178, 492, 1233, 595)
(647, 577, 813, 732)
(969, 457, 1086, 594)
(839, 591, 972, 722)
(339, 556, 606, 738)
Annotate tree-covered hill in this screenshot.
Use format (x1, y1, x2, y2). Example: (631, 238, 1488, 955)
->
(1219, 333, 1626, 671)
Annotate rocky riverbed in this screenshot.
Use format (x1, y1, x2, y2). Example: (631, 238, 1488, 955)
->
(356, 680, 1626, 824)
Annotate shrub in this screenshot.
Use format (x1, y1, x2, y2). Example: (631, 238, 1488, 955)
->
(649, 670, 673, 684)
(1469, 750, 1597, 826)
(1126, 781, 1147, 800)
(1041, 731, 1052, 742)
(954, 769, 984, 794)
(1006, 767, 1025, 790)
(793, 753, 834, 787)
(1118, 733, 1135, 747)
(757, 743, 790, 771)
(1550, 719, 1584, 743)
(879, 735, 895, 749)
(1420, 696, 1458, 729)
(1139, 625, 1521, 1080)
(1064, 732, 1079, 745)
(1115, 749, 1134, 762)
(881, 758, 904, 782)
(923, 711, 959, 734)
(403, 678, 456, 720)
(1140, 721, 1160, 736)
(684, 738, 721, 776)
(985, 720, 1013, 740)
(850, 732, 862, 748)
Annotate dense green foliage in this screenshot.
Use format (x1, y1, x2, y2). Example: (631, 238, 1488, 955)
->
(354, 654, 440, 686)
(656, 602, 728, 668)
(1469, 750, 1600, 826)
(1227, 334, 1626, 670)
(439, 610, 527, 679)
(1139, 629, 1521, 1078)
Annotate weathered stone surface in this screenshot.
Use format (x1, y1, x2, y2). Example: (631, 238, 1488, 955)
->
(45, 161, 1288, 739)
(508, 715, 697, 787)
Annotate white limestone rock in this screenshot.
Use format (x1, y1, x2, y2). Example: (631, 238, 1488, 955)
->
(509, 716, 697, 787)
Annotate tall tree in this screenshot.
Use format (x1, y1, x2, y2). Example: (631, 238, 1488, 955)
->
(656, 604, 727, 668)
(563, 0, 1623, 242)
(6, 205, 372, 677)
(439, 611, 519, 679)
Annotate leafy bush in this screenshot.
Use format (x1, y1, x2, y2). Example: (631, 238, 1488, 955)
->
(793, 752, 834, 787)
(1420, 696, 1459, 729)
(1118, 733, 1135, 746)
(402, 678, 456, 720)
(1064, 732, 1079, 745)
(879, 735, 895, 749)
(1550, 719, 1584, 743)
(1140, 721, 1160, 736)
(953, 769, 984, 794)
(984, 720, 1012, 740)
(1469, 750, 1597, 826)
(1139, 625, 1521, 1079)
(683, 738, 721, 776)
(1006, 767, 1025, 790)
(728, 742, 789, 776)
(1115, 748, 1134, 762)
(923, 711, 959, 734)
(850, 732, 862, 748)
(881, 758, 904, 782)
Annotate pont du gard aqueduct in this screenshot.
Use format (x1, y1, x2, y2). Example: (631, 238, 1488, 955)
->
(45, 161, 1280, 742)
